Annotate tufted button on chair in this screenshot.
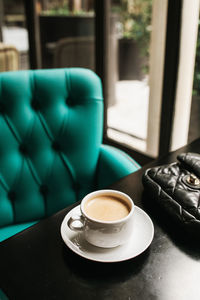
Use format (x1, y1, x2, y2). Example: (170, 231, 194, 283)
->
(0, 68, 140, 242)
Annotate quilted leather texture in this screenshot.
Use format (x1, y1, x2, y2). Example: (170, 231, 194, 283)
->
(177, 152, 200, 178)
(0, 68, 140, 232)
(142, 153, 200, 233)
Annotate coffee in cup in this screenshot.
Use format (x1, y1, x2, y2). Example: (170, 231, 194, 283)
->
(67, 190, 135, 248)
(84, 195, 131, 221)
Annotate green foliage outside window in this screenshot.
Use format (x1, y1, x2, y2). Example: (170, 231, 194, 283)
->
(40, 0, 93, 16)
(119, 0, 152, 58)
(112, 0, 152, 74)
(42, 4, 70, 15)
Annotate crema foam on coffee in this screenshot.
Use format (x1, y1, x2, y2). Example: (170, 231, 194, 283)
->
(84, 195, 130, 221)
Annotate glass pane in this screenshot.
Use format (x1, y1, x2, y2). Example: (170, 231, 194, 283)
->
(107, 0, 153, 153)
(189, 12, 200, 144)
(38, 0, 95, 70)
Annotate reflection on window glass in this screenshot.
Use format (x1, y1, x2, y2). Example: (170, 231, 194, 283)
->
(38, 0, 95, 69)
(1, 0, 95, 72)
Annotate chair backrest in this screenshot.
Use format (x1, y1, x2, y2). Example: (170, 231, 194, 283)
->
(54, 36, 95, 70)
(0, 68, 103, 227)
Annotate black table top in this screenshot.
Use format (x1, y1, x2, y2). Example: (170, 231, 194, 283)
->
(1, 139, 200, 300)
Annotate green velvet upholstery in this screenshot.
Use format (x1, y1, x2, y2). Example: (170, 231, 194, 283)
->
(0, 289, 9, 300)
(0, 68, 140, 242)
(0, 221, 38, 242)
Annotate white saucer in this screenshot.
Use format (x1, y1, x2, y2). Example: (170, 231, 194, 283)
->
(60, 205, 154, 263)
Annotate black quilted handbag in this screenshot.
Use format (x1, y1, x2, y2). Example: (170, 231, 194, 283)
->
(142, 152, 200, 236)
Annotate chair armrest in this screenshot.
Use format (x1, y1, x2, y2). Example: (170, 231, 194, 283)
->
(96, 144, 140, 189)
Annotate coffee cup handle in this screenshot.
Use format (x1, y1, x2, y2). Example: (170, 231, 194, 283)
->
(67, 214, 85, 232)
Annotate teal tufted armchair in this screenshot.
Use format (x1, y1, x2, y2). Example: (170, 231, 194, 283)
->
(0, 68, 140, 242)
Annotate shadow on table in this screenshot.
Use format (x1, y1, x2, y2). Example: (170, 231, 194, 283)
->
(142, 191, 200, 260)
(62, 243, 150, 285)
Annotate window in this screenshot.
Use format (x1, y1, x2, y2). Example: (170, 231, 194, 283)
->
(97, 0, 169, 163)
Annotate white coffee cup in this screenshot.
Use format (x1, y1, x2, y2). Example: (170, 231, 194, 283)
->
(67, 189, 135, 248)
